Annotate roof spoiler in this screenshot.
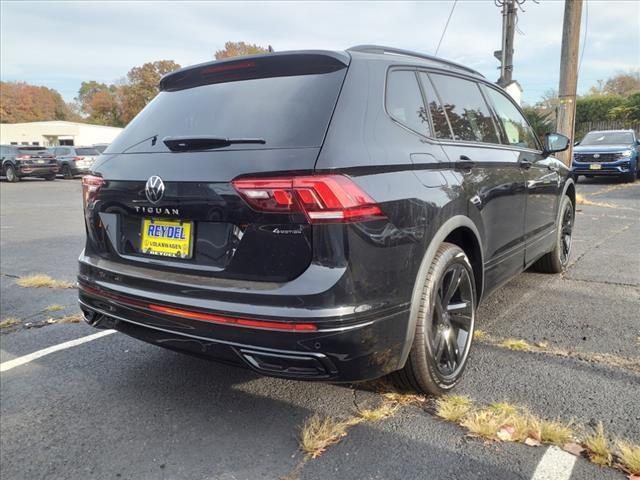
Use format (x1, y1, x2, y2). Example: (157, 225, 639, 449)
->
(160, 50, 350, 92)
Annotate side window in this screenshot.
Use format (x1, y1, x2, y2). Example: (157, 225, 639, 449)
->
(418, 72, 452, 139)
(429, 74, 500, 144)
(386, 70, 431, 136)
(484, 87, 540, 150)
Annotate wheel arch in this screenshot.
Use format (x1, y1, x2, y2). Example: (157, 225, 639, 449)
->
(397, 215, 484, 368)
(563, 178, 576, 210)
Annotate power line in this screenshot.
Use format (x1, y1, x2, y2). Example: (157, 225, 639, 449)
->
(577, 0, 589, 76)
(435, 0, 458, 56)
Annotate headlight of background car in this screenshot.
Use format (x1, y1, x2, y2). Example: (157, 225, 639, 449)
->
(620, 150, 633, 157)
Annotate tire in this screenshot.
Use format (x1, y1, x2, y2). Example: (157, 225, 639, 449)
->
(389, 242, 476, 395)
(533, 195, 574, 273)
(623, 171, 635, 183)
(44, 175, 56, 181)
(62, 164, 74, 179)
(5, 164, 19, 183)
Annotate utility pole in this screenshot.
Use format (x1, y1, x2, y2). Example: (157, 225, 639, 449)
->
(556, 0, 583, 167)
(495, 0, 517, 87)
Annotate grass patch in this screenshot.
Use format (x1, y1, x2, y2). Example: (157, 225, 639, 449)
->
(358, 402, 399, 422)
(487, 401, 518, 417)
(0, 317, 20, 329)
(575, 193, 617, 208)
(462, 408, 505, 440)
(299, 414, 362, 458)
(382, 391, 425, 406)
(473, 329, 487, 341)
(498, 338, 534, 351)
(56, 313, 83, 324)
(584, 422, 612, 466)
(45, 304, 65, 312)
(617, 440, 640, 475)
(16, 274, 73, 289)
(539, 419, 573, 446)
(436, 395, 473, 423)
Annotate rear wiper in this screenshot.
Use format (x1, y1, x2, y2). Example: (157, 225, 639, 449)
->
(163, 136, 266, 152)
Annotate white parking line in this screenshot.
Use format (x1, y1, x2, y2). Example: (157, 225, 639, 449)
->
(0, 330, 115, 373)
(531, 446, 577, 480)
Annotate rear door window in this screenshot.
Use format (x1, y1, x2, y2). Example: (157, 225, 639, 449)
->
(386, 70, 431, 136)
(429, 74, 500, 144)
(484, 86, 540, 150)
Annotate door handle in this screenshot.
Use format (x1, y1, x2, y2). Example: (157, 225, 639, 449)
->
(455, 155, 474, 171)
(519, 159, 533, 170)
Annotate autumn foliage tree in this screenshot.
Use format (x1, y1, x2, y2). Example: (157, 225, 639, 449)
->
(0, 81, 78, 123)
(215, 41, 270, 60)
(76, 80, 122, 126)
(119, 60, 181, 124)
(74, 60, 181, 127)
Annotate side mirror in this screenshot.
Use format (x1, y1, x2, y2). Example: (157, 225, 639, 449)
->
(544, 132, 570, 154)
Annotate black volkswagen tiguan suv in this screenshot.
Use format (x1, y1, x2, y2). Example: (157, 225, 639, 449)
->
(78, 46, 574, 394)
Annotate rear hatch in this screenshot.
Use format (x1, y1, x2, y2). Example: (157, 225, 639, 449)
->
(16, 147, 57, 166)
(75, 147, 100, 168)
(87, 52, 349, 282)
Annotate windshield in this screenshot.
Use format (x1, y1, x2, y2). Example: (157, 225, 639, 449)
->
(107, 69, 347, 154)
(580, 132, 634, 146)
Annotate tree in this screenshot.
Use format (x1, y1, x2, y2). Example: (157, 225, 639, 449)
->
(0, 81, 78, 123)
(119, 60, 181, 124)
(214, 41, 270, 60)
(75, 81, 123, 126)
(607, 92, 640, 121)
(602, 71, 640, 97)
(575, 95, 625, 124)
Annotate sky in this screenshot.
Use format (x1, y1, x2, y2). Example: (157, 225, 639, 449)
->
(1, 0, 638, 106)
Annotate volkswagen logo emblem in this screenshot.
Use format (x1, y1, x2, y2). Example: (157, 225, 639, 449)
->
(145, 176, 165, 204)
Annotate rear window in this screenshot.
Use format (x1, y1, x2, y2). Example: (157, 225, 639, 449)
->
(386, 70, 431, 136)
(76, 148, 100, 155)
(17, 146, 48, 152)
(107, 67, 347, 154)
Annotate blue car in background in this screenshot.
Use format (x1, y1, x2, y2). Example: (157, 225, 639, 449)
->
(572, 130, 639, 182)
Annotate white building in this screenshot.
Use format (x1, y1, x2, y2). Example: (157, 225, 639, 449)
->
(504, 80, 524, 106)
(0, 121, 123, 147)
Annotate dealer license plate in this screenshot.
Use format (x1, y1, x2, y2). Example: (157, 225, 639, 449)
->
(141, 218, 193, 259)
(589, 163, 601, 170)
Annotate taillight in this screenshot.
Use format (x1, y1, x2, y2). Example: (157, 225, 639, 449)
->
(74, 156, 85, 162)
(15, 155, 31, 160)
(232, 175, 385, 223)
(81, 175, 104, 209)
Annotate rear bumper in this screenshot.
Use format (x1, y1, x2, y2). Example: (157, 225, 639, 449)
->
(71, 165, 93, 175)
(18, 165, 59, 177)
(77, 254, 410, 382)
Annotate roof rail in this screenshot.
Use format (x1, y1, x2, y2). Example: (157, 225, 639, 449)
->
(347, 44, 484, 78)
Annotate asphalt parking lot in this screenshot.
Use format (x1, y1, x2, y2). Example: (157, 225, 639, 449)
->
(1, 177, 638, 480)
